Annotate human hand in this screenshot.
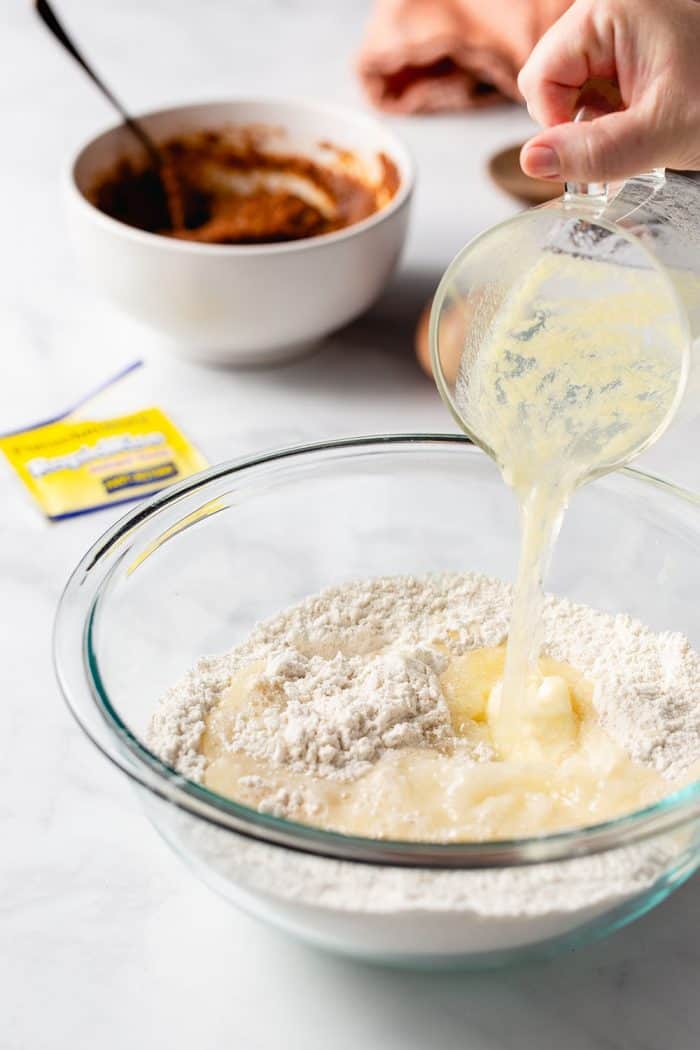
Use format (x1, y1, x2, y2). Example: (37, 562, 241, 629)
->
(518, 0, 700, 183)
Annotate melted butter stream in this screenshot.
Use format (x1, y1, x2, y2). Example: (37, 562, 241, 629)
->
(199, 646, 677, 842)
(456, 250, 686, 753)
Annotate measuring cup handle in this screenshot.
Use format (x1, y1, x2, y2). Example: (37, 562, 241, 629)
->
(563, 106, 609, 204)
(564, 104, 668, 203)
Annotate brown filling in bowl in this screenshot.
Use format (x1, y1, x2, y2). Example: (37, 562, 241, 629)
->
(89, 126, 401, 245)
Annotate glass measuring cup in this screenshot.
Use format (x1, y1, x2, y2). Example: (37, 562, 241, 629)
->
(429, 127, 694, 483)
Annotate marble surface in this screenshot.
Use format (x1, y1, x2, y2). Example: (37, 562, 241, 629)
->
(2, 2, 699, 1048)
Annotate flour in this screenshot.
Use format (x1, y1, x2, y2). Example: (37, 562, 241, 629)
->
(149, 571, 700, 791)
(149, 573, 509, 784)
(229, 647, 453, 781)
(170, 808, 683, 918)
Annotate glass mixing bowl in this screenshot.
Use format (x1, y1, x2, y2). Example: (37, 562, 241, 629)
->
(54, 436, 700, 969)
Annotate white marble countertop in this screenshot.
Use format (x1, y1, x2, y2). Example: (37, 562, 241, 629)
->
(2, 2, 699, 1048)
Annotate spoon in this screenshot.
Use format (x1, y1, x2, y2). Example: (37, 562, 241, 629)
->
(35, 0, 184, 227)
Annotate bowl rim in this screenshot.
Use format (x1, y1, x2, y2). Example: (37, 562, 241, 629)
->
(54, 434, 700, 869)
(65, 95, 415, 257)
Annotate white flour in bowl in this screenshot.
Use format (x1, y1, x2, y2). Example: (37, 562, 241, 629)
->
(146, 573, 700, 956)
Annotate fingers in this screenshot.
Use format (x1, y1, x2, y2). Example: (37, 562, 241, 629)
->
(520, 107, 659, 183)
(518, 1, 616, 126)
(518, 19, 588, 125)
(523, 78, 581, 128)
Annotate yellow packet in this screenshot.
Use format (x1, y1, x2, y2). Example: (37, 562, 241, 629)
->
(0, 407, 207, 520)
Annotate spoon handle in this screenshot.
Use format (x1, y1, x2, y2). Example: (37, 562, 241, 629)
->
(34, 0, 160, 167)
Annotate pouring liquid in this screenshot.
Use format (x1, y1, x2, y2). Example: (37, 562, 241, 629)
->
(456, 249, 687, 750)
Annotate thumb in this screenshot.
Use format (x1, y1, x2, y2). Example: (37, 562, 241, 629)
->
(520, 108, 660, 184)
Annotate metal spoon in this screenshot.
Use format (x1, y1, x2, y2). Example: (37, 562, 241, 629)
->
(35, 0, 184, 227)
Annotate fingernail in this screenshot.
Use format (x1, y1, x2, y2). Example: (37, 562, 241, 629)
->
(523, 145, 560, 178)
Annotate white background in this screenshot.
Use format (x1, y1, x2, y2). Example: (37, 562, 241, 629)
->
(2, 1, 699, 1047)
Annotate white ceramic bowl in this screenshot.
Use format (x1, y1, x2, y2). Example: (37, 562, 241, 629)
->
(66, 98, 414, 365)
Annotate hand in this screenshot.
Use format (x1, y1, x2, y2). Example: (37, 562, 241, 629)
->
(518, 0, 700, 183)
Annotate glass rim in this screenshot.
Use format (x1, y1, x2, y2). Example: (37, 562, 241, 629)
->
(54, 434, 700, 869)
